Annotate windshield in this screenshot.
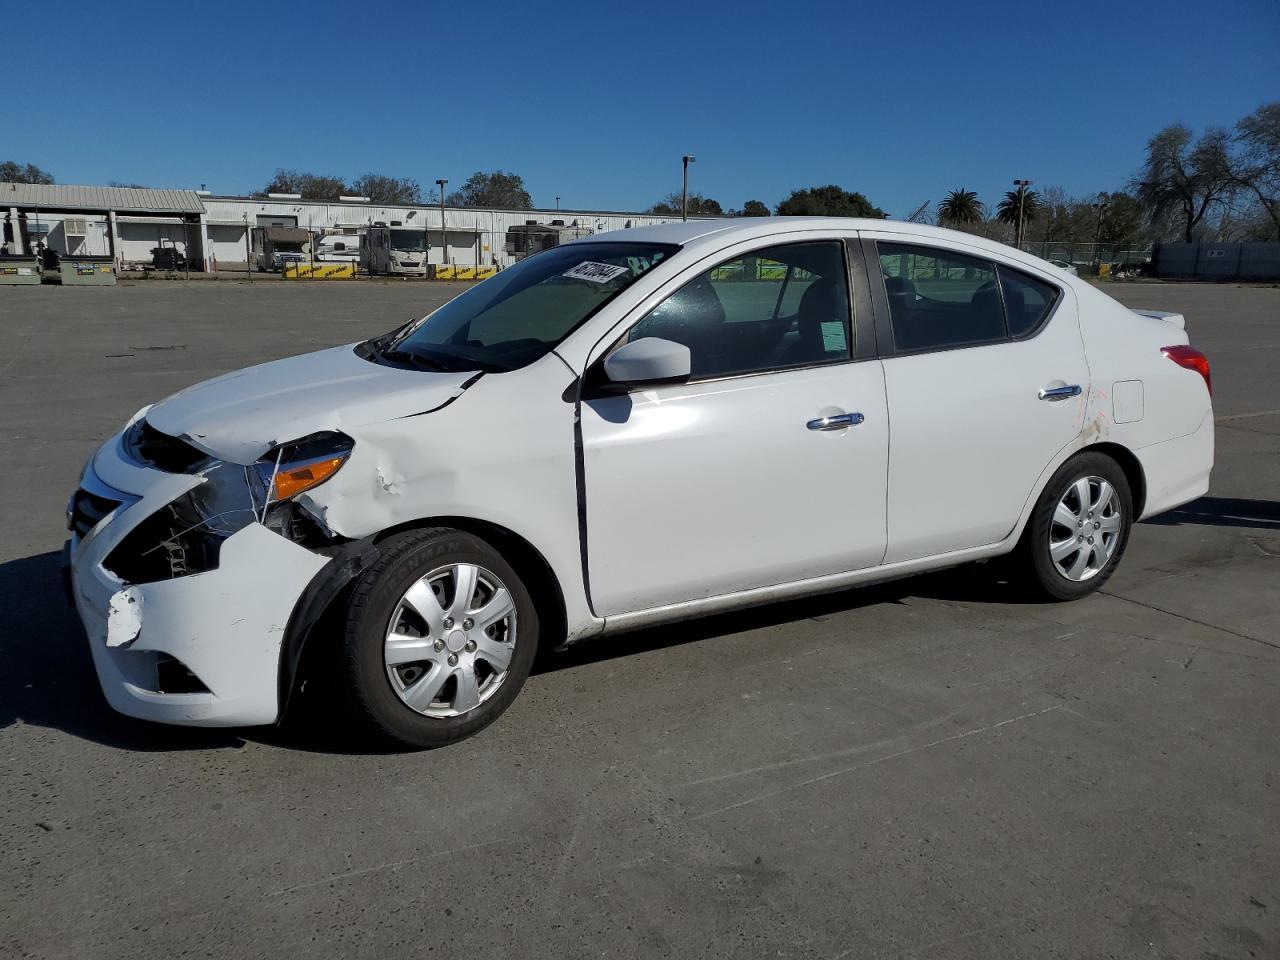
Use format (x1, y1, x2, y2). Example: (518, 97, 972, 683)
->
(371, 241, 679, 372)
(390, 229, 428, 252)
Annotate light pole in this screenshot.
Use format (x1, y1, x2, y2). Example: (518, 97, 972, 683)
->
(1092, 199, 1109, 271)
(681, 155, 696, 221)
(1013, 179, 1033, 249)
(435, 179, 448, 267)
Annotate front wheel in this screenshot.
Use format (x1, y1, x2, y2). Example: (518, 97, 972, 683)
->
(1014, 451, 1133, 601)
(339, 528, 539, 748)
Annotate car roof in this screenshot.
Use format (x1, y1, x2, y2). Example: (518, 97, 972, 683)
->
(579, 217, 1080, 281)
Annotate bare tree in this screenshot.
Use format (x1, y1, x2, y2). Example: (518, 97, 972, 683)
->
(0, 161, 54, 184)
(349, 173, 423, 204)
(1232, 102, 1280, 241)
(1134, 124, 1235, 242)
(258, 169, 347, 200)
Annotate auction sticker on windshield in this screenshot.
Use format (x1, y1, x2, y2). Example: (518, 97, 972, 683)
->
(563, 261, 630, 284)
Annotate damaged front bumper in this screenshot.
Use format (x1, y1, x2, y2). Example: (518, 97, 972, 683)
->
(67, 427, 331, 727)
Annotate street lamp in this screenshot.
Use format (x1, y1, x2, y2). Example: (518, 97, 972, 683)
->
(1012, 179, 1033, 249)
(435, 179, 448, 267)
(682, 155, 696, 221)
(1092, 199, 1109, 270)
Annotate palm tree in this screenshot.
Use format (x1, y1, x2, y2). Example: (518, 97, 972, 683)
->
(997, 186, 1042, 247)
(996, 187, 1041, 226)
(938, 189, 982, 225)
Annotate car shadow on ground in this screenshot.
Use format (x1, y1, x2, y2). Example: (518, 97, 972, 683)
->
(0, 551, 249, 752)
(1142, 496, 1280, 530)
(0, 550, 1013, 755)
(11, 494, 1264, 755)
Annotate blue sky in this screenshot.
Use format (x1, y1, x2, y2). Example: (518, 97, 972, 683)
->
(5, 0, 1277, 216)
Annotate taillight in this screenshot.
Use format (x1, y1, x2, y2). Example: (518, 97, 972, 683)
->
(1162, 345, 1211, 396)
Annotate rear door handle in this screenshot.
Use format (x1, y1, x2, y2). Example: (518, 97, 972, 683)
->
(807, 412, 864, 431)
(1038, 384, 1082, 401)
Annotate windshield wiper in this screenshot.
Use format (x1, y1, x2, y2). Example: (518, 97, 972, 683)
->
(380, 348, 451, 371)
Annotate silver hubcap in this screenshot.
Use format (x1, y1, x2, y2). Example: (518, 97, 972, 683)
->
(1049, 475, 1123, 582)
(384, 563, 517, 718)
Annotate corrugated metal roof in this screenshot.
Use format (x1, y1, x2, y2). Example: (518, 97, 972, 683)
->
(1, 182, 205, 214)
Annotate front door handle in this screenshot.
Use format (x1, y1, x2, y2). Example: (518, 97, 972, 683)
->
(807, 412, 864, 431)
(1038, 384, 1082, 402)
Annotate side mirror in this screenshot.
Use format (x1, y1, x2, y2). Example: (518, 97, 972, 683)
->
(603, 337, 692, 386)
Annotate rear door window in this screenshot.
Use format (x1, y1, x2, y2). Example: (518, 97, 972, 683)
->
(998, 265, 1059, 337)
(877, 242, 1004, 352)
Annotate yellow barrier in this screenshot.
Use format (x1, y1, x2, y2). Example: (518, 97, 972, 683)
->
(432, 264, 497, 281)
(282, 262, 358, 280)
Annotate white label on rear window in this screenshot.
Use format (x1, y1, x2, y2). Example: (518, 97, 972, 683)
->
(563, 261, 629, 284)
(821, 320, 847, 352)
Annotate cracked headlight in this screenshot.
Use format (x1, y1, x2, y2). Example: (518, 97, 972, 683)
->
(104, 433, 354, 584)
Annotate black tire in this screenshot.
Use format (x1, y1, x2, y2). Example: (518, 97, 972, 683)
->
(1014, 451, 1133, 601)
(339, 528, 539, 748)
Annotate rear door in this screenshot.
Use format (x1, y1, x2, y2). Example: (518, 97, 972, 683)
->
(579, 236, 889, 617)
(860, 232, 1088, 563)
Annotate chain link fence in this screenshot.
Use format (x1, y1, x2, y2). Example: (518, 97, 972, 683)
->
(1014, 241, 1153, 276)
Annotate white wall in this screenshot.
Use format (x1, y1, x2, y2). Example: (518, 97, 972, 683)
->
(208, 224, 249, 267)
(201, 198, 688, 268)
(117, 222, 194, 263)
(22, 212, 111, 257)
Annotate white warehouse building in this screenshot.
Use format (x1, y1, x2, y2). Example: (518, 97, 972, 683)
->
(2, 181, 689, 271)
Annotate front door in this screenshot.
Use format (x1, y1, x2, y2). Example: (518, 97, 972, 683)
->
(579, 239, 889, 618)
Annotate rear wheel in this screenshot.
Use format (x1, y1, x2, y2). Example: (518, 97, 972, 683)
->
(339, 528, 538, 748)
(1015, 451, 1133, 601)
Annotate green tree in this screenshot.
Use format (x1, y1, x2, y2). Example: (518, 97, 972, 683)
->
(648, 192, 723, 216)
(349, 173, 423, 205)
(0, 161, 54, 184)
(1095, 191, 1145, 247)
(739, 199, 770, 217)
(775, 185, 886, 218)
(447, 171, 533, 209)
(1134, 123, 1235, 242)
(937, 189, 982, 225)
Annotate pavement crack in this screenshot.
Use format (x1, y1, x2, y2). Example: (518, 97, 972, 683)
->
(267, 836, 511, 896)
(1215, 408, 1280, 422)
(1098, 590, 1279, 651)
(688, 704, 1062, 822)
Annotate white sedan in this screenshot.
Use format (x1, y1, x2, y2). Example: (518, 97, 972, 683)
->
(66, 218, 1214, 747)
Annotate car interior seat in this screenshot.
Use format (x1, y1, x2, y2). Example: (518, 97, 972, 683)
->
(783, 277, 842, 364)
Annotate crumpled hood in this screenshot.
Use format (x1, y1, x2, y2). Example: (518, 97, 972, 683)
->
(145, 344, 477, 464)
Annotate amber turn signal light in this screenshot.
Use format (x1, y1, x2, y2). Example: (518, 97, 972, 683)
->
(270, 455, 348, 499)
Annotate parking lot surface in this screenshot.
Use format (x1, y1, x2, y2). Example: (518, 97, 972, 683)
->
(1, 279, 1276, 959)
